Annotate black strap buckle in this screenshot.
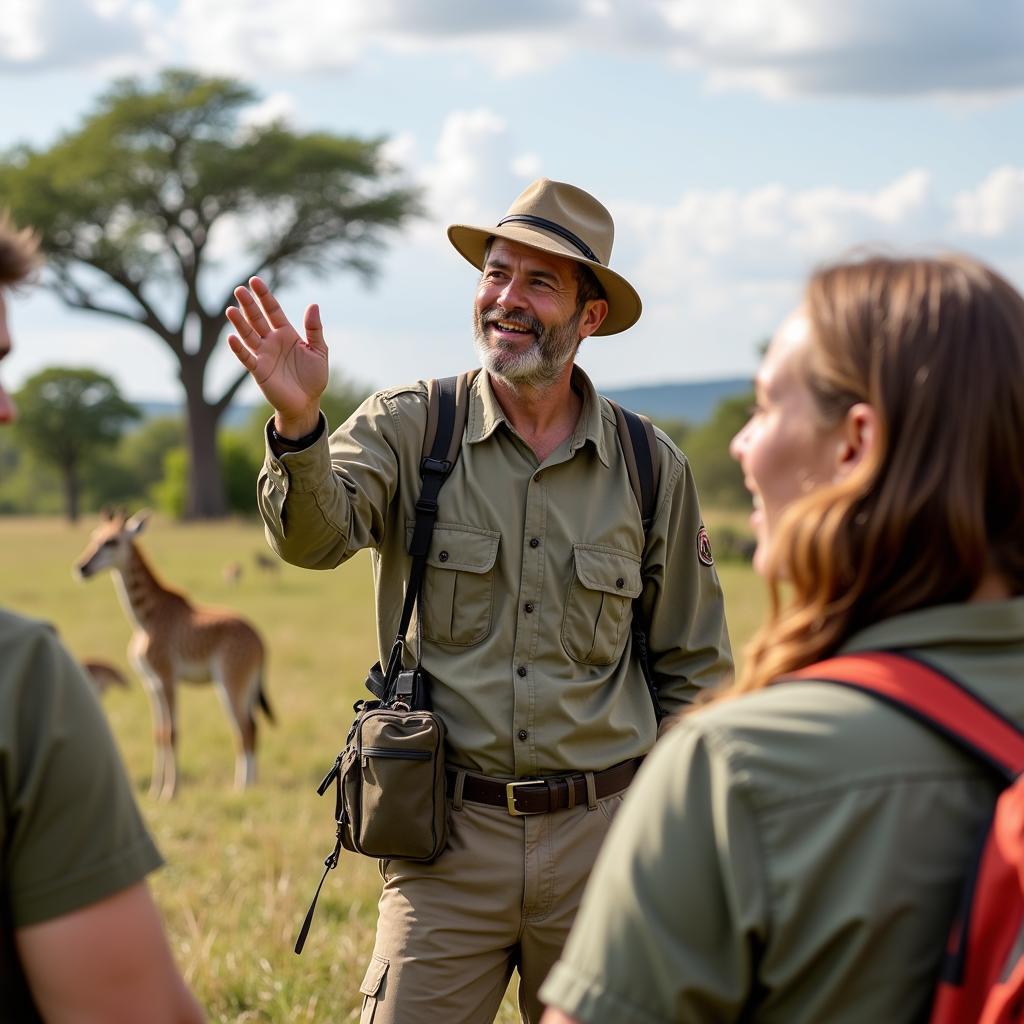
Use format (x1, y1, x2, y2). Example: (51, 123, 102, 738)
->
(421, 457, 452, 476)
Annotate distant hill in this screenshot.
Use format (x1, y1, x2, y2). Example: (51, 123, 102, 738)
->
(132, 376, 753, 431)
(604, 377, 752, 424)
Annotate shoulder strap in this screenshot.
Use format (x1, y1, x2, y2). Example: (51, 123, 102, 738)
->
(783, 651, 1024, 782)
(422, 370, 478, 468)
(607, 399, 660, 528)
(385, 370, 479, 686)
(607, 398, 664, 720)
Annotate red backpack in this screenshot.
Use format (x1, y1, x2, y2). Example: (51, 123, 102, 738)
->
(786, 651, 1024, 1024)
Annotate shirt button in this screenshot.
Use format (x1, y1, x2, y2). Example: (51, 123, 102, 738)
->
(518, 730, 529, 741)
(439, 551, 449, 562)
(524, 602, 534, 613)
(517, 666, 527, 677)
(616, 577, 625, 588)
(530, 538, 540, 548)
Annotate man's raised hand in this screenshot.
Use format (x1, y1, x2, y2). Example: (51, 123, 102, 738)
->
(226, 277, 329, 438)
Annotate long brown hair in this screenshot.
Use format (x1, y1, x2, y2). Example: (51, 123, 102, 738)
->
(734, 253, 1024, 695)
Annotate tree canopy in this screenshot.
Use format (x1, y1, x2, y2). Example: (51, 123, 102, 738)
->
(0, 69, 420, 517)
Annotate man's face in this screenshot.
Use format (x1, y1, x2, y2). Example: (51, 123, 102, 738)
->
(0, 290, 14, 424)
(473, 238, 598, 392)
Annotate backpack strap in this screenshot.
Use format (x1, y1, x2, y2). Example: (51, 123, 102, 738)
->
(782, 651, 1024, 782)
(385, 370, 479, 687)
(422, 370, 478, 469)
(608, 399, 660, 529)
(607, 398, 664, 721)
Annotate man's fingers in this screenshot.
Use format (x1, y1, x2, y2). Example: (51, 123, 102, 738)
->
(233, 286, 271, 338)
(304, 304, 326, 350)
(250, 276, 290, 331)
(226, 333, 256, 369)
(226, 306, 263, 348)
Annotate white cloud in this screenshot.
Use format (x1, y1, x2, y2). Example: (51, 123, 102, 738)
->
(0, 0, 154, 72)
(952, 166, 1024, 238)
(6, 0, 1022, 99)
(238, 91, 299, 130)
(416, 109, 537, 231)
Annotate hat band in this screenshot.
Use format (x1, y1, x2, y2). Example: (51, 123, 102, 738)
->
(495, 214, 601, 264)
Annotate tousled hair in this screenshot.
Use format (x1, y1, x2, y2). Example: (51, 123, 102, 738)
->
(0, 211, 41, 288)
(734, 253, 1024, 695)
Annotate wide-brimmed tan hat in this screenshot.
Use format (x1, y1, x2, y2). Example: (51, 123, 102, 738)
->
(447, 178, 642, 336)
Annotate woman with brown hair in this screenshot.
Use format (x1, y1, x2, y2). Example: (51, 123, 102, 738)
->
(539, 253, 1024, 1023)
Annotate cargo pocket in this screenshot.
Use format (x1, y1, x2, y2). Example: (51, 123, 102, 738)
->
(359, 954, 389, 1024)
(561, 544, 642, 666)
(407, 522, 500, 646)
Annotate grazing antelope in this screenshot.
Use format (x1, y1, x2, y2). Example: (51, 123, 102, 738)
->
(222, 561, 244, 586)
(81, 657, 130, 696)
(75, 509, 273, 800)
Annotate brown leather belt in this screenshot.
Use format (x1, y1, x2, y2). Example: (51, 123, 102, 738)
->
(446, 758, 642, 816)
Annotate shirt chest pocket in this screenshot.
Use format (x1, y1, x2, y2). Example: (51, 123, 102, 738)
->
(407, 522, 500, 647)
(561, 544, 643, 666)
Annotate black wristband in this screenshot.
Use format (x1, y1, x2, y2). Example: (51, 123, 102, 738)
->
(268, 415, 325, 453)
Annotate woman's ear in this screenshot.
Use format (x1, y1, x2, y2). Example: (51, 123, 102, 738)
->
(834, 402, 877, 480)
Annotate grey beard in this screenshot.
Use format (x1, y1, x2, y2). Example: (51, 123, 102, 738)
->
(473, 309, 581, 395)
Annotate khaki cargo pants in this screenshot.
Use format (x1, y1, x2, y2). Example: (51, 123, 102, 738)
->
(358, 772, 626, 1023)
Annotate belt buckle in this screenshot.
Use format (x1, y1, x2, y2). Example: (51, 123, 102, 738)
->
(506, 779, 547, 816)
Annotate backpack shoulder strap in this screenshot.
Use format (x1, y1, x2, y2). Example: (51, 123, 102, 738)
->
(422, 370, 478, 471)
(389, 369, 479, 683)
(783, 651, 1024, 782)
(606, 398, 664, 719)
(607, 399, 660, 528)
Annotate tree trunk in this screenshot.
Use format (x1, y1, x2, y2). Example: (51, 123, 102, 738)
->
(181, 364, 228, 520)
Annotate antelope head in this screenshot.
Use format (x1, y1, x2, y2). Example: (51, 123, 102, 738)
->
(75, 507, 151, 579)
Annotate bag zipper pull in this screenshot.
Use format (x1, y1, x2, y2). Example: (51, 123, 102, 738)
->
(316, 754, 342, 796)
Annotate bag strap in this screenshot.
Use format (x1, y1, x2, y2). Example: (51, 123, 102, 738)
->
(608, 399, 660, 529)
(782, 651, 1024, 782)
(607, 399, 664, 721)
(383, 370, 479, 689)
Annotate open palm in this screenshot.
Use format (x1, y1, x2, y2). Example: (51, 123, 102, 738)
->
(226, 277, 329, 424)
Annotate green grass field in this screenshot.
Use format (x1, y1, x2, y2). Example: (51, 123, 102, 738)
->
(0, 512, 763, 1022)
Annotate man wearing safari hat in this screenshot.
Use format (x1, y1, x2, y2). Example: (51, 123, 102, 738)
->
(227, 178, 732, 1023)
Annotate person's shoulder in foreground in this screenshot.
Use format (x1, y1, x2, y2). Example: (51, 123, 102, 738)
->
(1, 605, 205, 1022)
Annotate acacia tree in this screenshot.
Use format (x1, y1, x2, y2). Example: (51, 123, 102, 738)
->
(0, 70, 419, 518)
(13, 368, 140, 522)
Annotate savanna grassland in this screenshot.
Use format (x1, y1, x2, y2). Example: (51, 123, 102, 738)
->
(0, 512, 763, 1022)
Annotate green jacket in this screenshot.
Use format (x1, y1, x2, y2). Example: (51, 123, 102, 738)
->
(259, 366, 732, 777)
(541, 598, 1024, 1023)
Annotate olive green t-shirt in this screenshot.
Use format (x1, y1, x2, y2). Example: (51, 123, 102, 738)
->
(0, 608, 162, 1020)
(258, 366, 733, 777)
(540, 599, 1024, 1023)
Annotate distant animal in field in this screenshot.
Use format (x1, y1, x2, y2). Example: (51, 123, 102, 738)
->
(253, 551, 280, 574)
(223, 561, 244, 586)
(74, 508, 273, 800)
(81, 658, 130, 696)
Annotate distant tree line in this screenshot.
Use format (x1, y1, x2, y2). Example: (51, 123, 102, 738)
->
(1, 365, 754, 526)
(1, 367, 371, 521)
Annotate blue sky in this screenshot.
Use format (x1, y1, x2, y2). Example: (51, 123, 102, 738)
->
(2, 0, 1023, 402)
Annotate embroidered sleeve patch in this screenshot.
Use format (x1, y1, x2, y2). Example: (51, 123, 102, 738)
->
(697, 526, 714, 566)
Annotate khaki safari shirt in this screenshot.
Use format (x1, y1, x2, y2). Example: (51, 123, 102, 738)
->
(1, 608, 163, 1021)
(259, 366, 732, 777)
(540, 599, 1024, 1023)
